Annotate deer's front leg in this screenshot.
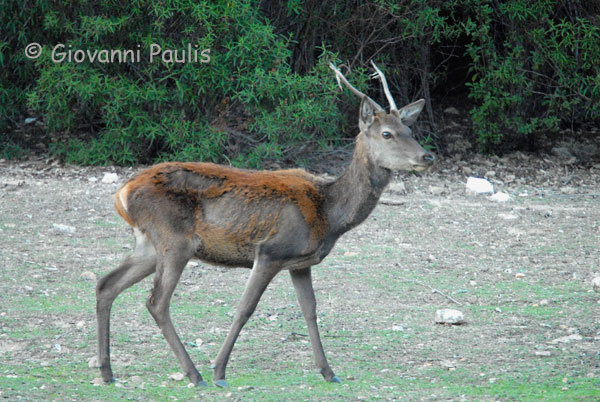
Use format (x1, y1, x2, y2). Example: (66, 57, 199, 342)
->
(212, 256, 279, 387)
(290, 267, 340, 383)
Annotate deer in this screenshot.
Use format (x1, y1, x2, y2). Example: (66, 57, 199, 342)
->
(95, 61, 434, 387)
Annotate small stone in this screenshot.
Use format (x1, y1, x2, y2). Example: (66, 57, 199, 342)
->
(237, 386, 255, 391)
(539, 299, 549, 306)
(592, 277, 600, 292)
(195, 338, 203, 347)
(535, 350, 552, 357)
(344, 251, 359, 257)
(515, 272, 526, 279)
(428, 186, 444, 196)
(388, 181, 406, 194)
(489, 192, 510, 202)
(550, 334, 583, 344)
(52, 223, 76, 234)
(130, 375, 143, 386)
(443, 107, 460, 115)
(435, 309, 465, 325)
(168, 372, 185, 381)
(80, 271, 97, 281)
(461, 166, 473, 175)
(392, 325, 404, 332)
(466, 177, 494, 195)
(484, 170, 496, 178)
(440, 359, 457, 370)
(469, 280, 477, 287)
(498, 213, 518, 220)
(88, 356, 100, 368)
(560, 186, 576, 195)
(101, 173, 119, 184)
(90, 377, 105, 386)
(76, 320, 86, 329)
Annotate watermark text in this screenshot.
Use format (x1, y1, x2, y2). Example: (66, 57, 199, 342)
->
(25, 43, 211, 64)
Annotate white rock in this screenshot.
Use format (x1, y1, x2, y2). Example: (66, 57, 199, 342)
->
(88, 355, 100, 368)
(392, 325, 404, 332)
(435, 309, 465, 324)
(466, 177, 494, 195)
(550, 334, 583, 344)
(88, 177, 98, 182)
(592, 276, 600, 292)
(168, 372, 186, 381)
(52, 223, 76, 234)
(489, 192, 510, 202)
(101, 172, 119, 184)
(80, 271, 97, 281)
(24, 117, 37, 124)
(429, 186, 444, 196)
(443, 107, 460, 115)
(498, 213, 518, 220)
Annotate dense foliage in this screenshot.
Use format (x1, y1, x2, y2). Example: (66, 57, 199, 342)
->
(1, 0, 598, 164)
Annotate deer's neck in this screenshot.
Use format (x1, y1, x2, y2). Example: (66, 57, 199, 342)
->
(324, 133, 391, 237)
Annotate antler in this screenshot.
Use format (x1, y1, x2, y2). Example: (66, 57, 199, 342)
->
(370, 61, 398, 111)
(329, 63, 383, 112)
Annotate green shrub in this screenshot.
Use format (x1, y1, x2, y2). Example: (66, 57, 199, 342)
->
(463, 0, 600, 151)
(1, 0, 599, 160)
(2, 0, 345, 166)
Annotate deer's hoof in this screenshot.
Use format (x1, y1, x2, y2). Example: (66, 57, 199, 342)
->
(328, 375, 341, 383)
(214, 379, 228, 388)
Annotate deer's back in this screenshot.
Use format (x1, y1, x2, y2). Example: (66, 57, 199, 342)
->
(115, 162, 329, 267)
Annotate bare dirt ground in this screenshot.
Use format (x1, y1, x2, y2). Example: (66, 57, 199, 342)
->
(0, 152, 599, 400)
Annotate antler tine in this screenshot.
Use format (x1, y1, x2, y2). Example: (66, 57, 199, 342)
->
(329, 63, 383, 111)
(370, 61, 398, 111)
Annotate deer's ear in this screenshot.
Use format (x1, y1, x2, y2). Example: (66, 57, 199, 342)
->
(359, 96, 377, 132)
(395, 99, 425, 126)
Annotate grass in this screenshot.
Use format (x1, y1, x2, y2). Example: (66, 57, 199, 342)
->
(2, 176, 599, 401)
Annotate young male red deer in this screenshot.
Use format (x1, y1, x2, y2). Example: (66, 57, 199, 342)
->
(95, 61, 434, 387)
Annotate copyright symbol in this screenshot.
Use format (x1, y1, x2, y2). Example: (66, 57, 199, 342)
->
(25, 43, 42, 59)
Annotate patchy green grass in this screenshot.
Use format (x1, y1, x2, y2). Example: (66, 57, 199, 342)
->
(2, 168, 599, 401)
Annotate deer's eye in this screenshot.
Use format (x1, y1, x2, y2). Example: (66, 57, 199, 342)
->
(382, 131, 392, 139)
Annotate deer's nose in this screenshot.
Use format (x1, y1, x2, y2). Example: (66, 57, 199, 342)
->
(422, 153, 435, 165)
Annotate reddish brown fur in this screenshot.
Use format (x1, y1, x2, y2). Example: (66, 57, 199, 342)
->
(116, 162, 327, 244)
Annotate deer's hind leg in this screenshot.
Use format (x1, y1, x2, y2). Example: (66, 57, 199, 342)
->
(96, 228, 156, 383)
(145, 235, 207, 386)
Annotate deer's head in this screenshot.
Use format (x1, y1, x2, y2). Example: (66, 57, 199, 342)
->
(330, 62, 434, 172)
